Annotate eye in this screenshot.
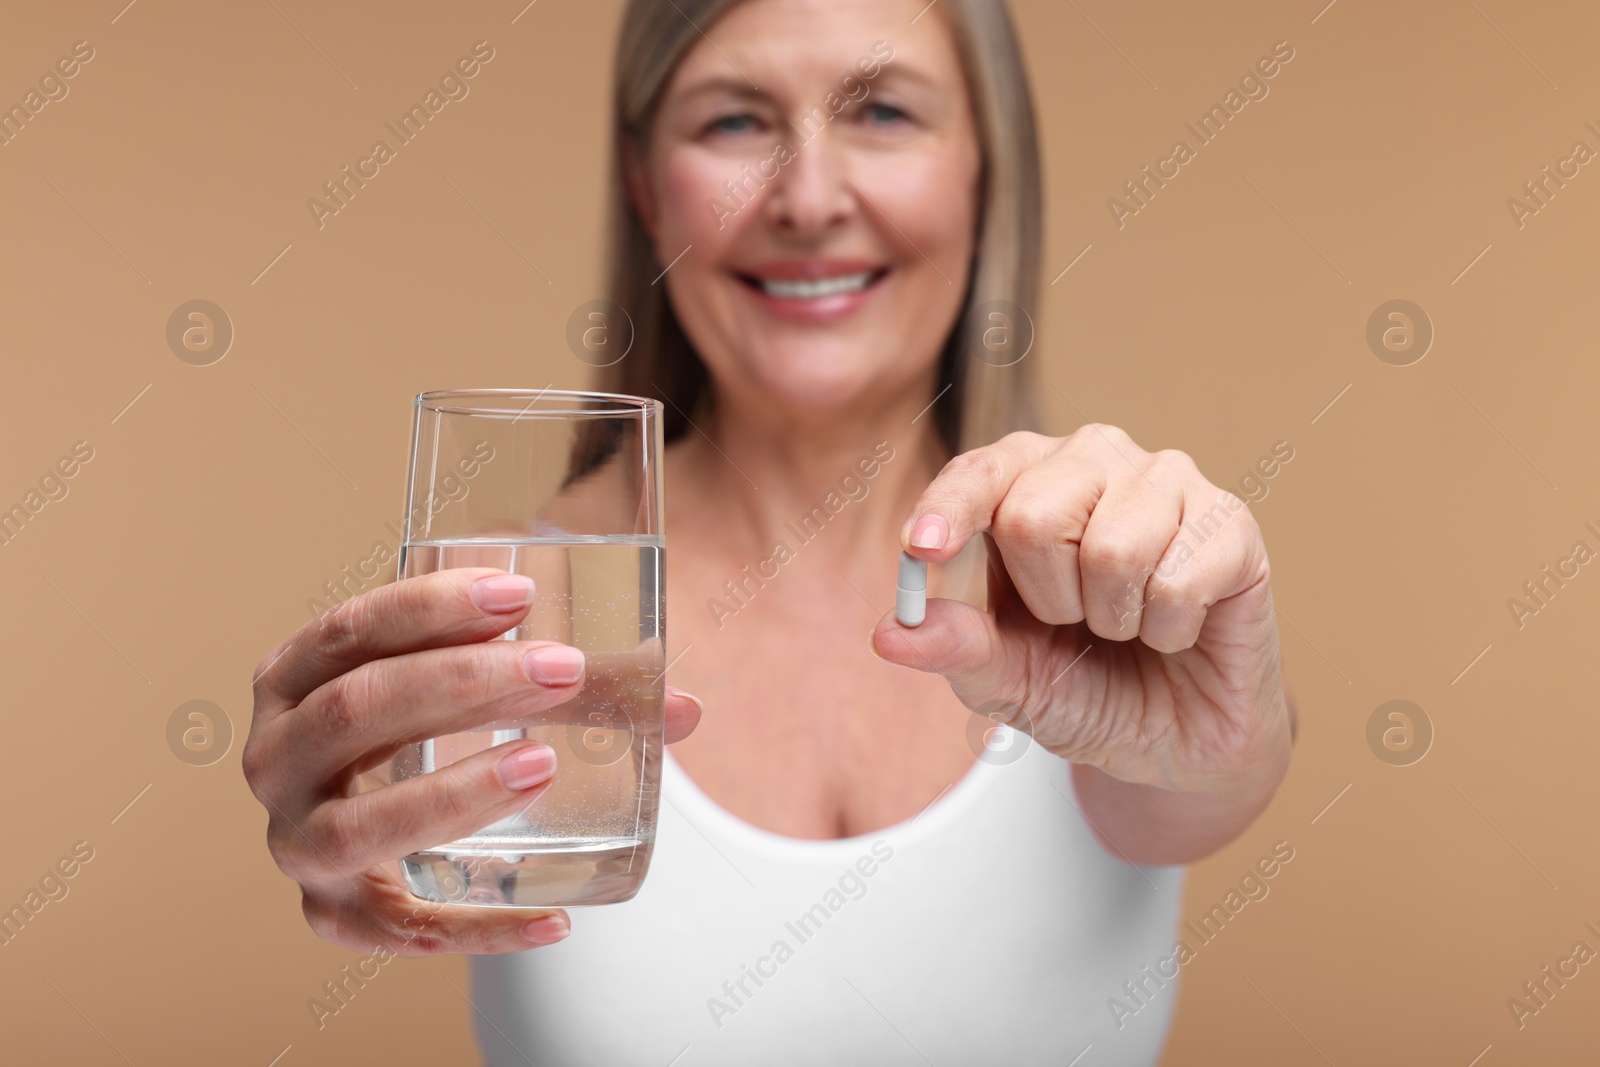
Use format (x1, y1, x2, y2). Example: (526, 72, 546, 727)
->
(860, 102, 910, 126)
(705, 112, 761, 136)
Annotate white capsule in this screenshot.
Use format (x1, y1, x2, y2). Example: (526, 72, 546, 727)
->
(896, 551, 928, 627)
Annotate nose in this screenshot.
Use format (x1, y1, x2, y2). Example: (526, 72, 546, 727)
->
(763, 125, 855, 236)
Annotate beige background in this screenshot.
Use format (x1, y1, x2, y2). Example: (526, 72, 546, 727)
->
(2, 0, 1597, 1063)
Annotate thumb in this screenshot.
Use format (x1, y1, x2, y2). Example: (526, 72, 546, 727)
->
(869, 596, 1031, 726)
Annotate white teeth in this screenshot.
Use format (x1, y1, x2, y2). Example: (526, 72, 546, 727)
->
(759, 271, 876, 299)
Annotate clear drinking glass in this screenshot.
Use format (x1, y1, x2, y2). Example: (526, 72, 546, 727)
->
(392, 388, 664, 907)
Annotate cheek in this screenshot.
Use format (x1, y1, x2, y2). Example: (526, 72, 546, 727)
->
(656, 152, 742, 249)
(653, 150, 750, 364)
(850, 148, 978, 264)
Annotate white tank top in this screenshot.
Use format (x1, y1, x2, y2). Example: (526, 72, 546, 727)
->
(469, 728, 1185, 1065)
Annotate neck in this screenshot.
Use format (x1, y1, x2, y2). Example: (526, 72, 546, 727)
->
(668, 382, 952, 566)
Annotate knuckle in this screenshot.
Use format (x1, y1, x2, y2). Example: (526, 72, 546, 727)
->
(991, 496, 1056, 547)
(1080, 532, 1147, 575)
(1187, 495, 1239, 535)
(267, 818, 318, 883)
(999, 429, 1045, 451)
(1025, 597, 1082, 628)
(317, 667, 376, 744)
(1073, 421, 1123, 445)
(1074, 423, 1143, 462)
(1144, 632, 1191, 655)
(431, 766, 488, 828)
(396, 924, 448, 955)
(443, 570, 489, 617)
(317, 595, 372, 663)
(251, 646, 286, 702)
(1232, 496, 1263, 535)
(240, 736, 270, 796)
(1222, 503, 1263, 557)
(1099, 422, 1133, 444)
(383, 906, 450, 955)
(444, 640, 501, 704)
(946, 446, 1005, 486)
(301, 891, 359, 950)
(1151, 448, 1196, 476)
(319, 798, 370, 871)
(1149, 567, 1206, 613)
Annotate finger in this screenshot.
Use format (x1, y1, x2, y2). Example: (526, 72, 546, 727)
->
(985, 460, 1103, 625)
(1078, 471, 1184, 640)
(1141, 486, 1262, 653)
(268, 637, 589, 803)
(295, 740, 560, 881)
(898, 431, 1056, 561)
(254, 567, 540, 719)
(870, 596, 1033, 727)
(302, 876, 572, 955)
(664, 685, 703, 744)
(326, 636, 677, 785)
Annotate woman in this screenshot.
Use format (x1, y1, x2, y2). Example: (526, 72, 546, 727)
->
(244, 0, 1295, 1063)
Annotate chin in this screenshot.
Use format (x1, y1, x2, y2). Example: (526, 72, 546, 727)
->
(740, 352, 885, 417)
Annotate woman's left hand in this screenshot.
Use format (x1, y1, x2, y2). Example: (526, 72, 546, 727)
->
(872, 425, 1294, 796)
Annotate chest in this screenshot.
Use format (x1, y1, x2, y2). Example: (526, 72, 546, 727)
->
(663, 563, 981, 840)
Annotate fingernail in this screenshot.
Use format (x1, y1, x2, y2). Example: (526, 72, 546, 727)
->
(910, 515, 948, 550)
(524, 645, 585, 686)
(664, 684, 704, 713)
(497, 744, 557, 790)
(867, 629, 884, 660)
(471, 574, 536, 613)
(522, 914, 570, 944)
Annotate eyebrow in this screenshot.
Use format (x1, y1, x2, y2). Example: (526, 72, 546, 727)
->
(671, 62, 945, 107)
(672, 77, 770, 105)
(865, 65, 941, 92)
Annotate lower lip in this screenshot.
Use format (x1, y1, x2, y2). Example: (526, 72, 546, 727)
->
(738, 273, 888, 325)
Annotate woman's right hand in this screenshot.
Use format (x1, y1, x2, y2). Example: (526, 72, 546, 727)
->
(242, 567, 702, 955)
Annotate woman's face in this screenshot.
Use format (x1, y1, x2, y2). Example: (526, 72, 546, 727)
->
(632, 0, 981, 423)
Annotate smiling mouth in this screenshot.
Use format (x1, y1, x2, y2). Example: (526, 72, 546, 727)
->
(737, 269, 889, 300)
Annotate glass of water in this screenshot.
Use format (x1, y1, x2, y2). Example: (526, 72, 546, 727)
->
(393, 388, 664, 908)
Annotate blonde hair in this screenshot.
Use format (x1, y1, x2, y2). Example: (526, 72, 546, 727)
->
(598, 0, 1044, 457)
